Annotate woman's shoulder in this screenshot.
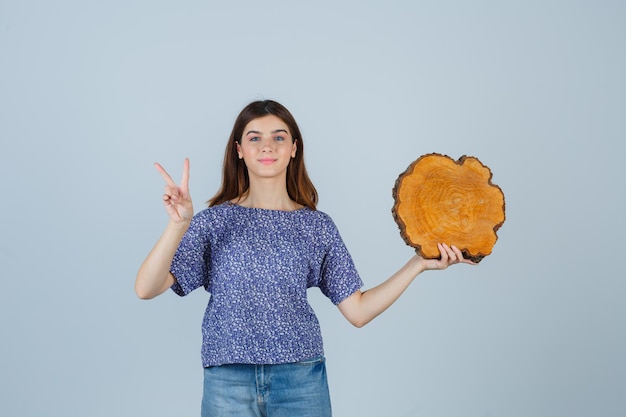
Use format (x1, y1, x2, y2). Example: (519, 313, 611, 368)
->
(296, 206, 327, 219)
(192, 202, 237, 223)
(298, 208, 339, 231)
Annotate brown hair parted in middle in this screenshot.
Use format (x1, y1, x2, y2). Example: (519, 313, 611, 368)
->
(208, 100, 318, 210)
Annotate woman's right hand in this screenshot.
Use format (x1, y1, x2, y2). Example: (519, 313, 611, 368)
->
(154, 158, 193, 224)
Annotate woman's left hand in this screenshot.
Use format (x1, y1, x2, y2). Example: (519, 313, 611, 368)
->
(420, 243, 477, 270)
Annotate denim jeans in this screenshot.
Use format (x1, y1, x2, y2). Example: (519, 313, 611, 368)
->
(201, 356, 332, 417)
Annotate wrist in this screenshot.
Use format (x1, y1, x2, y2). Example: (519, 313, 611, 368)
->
(407, 255, 427, 275)
(167, 218, 191, 231)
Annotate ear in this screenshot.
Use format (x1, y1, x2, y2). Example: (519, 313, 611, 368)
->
(291, 139, 297, 158)
(236, 141, 243, 159)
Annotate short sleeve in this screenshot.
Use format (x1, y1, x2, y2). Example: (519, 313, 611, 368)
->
(170, 212, 211, 296)
(318, 217, 363, 305)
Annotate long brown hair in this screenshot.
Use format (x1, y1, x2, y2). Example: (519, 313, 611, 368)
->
(208, 100, 318, 210)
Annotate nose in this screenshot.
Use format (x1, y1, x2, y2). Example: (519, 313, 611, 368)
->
(261, 137, 274, 151)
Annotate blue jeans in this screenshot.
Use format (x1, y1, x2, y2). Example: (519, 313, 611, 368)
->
(201, 356, 332, 417)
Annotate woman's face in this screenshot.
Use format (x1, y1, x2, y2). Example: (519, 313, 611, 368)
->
(237, 115, 297, 182)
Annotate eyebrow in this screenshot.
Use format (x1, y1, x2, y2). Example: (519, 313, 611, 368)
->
(245, 129, 289, 136)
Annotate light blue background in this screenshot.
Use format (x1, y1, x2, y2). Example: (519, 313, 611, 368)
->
(1, 1, 624, 416)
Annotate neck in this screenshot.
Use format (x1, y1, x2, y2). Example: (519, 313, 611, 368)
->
(236, 179, 299, 211)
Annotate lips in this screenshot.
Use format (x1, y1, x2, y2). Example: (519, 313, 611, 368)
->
(258, 158, 277, 165)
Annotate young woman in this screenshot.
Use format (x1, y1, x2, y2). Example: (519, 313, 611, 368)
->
(135, 100, 475, 417)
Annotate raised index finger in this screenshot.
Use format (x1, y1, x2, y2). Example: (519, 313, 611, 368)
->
(180, 158, 190, 192)
(154, 162, 177, 187)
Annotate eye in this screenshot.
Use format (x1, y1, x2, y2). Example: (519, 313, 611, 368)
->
(249, 136, 260, 142)
(274, 136, 285, 142)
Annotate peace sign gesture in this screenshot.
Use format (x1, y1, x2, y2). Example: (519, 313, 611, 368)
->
(154, 158, 193, 224)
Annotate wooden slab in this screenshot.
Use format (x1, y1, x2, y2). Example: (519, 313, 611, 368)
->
(392, 153, 505, 263)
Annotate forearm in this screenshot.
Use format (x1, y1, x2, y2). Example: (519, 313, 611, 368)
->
(135, 220, 190, 299)
(338, 256, 426, 327)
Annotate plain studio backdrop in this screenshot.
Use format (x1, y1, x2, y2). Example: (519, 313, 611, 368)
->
(1, 1, 624, 416)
